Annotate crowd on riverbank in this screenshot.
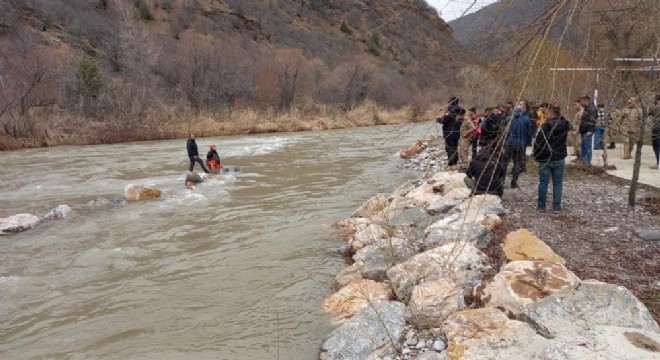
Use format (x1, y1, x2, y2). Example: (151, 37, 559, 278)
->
(320, 132, 660, 359)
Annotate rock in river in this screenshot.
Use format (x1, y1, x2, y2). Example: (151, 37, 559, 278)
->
(124, 184, 162, 201)
(0, 214, 41, 235)
(44, 205, 72, 220)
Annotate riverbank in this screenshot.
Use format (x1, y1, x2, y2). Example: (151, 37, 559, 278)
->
(319, 137, 660, 359)
(0, 101, 436, 150)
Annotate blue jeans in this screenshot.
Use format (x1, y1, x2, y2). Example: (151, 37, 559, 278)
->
(580, 133, 593, 164)
(593, 126, 605, 150)
(538, 159, 565, 211)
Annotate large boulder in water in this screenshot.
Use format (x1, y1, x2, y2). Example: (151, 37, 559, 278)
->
(186, 171, 204, 184)
(0, 214, 41, 235)
(124, 184, 162, 201)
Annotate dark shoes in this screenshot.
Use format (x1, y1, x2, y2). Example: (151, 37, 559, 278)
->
(607, 144, 616, 149)
(511, 181, 518, 189)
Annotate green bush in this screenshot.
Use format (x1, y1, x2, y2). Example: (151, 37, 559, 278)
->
(74, 58, 103, 99)
(340, 21, 352, 34)
(368, 33, 380, 56)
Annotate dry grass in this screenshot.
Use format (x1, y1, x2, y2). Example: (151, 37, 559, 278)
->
(0, 101, 429, 150)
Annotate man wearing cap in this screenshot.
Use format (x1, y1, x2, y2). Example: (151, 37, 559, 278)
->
(437, 96, 463, 166)
(186, 134, 210, 173)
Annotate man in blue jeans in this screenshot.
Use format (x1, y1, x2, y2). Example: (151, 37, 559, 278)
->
(533, 105, 571, 214)
(578, 95, 597, 164)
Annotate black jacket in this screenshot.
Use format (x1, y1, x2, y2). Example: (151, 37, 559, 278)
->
(437, 105, 463, 141)
(579, 103, 598, 134)
(533, 116, 571, 163)
(466, 148, 504, 192)
(186, 139, 199, 158)
(480, 113, 502, 145)
(650, 104, 660, 137)
(207, 149, 219, 161)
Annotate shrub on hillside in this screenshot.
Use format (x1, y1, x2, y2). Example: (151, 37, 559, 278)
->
(135, 0, 154, 21)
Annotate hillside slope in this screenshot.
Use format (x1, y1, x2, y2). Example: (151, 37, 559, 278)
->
(0, 0, 461, 149)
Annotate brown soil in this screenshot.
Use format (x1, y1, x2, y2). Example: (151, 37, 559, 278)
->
(484, 164, 660, 323)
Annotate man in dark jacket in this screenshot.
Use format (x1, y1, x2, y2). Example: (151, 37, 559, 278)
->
(437, 97, 463, 166)
(501, 101, 533, 188)
(480, 106, 504, 149)
(578, 95, 597, 164)
(464, 146, 504, 197)
(186, 134, 210, 173)
(533, 105, 571, 213)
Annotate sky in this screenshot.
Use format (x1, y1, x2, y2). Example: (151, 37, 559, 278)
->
(426, 0, 499, 21)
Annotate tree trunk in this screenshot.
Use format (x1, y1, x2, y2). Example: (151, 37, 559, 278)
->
(628, 105, 648, 207)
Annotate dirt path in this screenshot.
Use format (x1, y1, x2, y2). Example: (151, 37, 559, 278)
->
(485, 164, 660, 322)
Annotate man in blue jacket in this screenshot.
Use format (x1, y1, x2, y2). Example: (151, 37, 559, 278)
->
(437, 97, 463, 166)
(501, 101, 532, 188)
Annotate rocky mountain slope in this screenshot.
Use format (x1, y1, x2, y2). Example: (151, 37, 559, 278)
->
(0, 0, 462, 148)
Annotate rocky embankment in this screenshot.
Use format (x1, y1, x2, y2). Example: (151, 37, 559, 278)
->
(319, 138, 660, 359)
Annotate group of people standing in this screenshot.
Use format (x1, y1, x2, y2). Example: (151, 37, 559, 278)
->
(437, 94, 660, 214)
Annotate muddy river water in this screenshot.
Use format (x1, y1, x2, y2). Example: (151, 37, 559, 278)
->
(0, 122, 432, 359)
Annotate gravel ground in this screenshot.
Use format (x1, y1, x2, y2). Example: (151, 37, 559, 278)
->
(486, 163, 660, 322)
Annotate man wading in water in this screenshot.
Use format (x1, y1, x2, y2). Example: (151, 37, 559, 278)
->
(186, 134, 210, 173)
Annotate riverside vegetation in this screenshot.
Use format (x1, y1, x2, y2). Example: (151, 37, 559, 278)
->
(0, 0, 456, 150)
(320, 136, 660, 359)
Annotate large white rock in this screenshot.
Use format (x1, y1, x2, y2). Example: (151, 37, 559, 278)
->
(405, 184, 441, 208)
(424, 210, 498, 249)
(521, 280, 660, 337)
(0, 214, 41, 235)
(444, 302, 660, 359)
(331, 261, 364, 291)
(353, 193, 389, 219)
(386, 242, 491, 302)
(406, 278, 465, 328)
(353, 237, 419, 281)
(429, 172, 467, 195)
(427, 187, 471, 215)
(320, 301, 406, 360)
(451, 194, 504, 217)
(353, 223, 388, 248)
(479, 260, 580, 317)
(323, 279, 394, 320)
(503, 229, 566, 265)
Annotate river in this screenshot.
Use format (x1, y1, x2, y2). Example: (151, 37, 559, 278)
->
(0, 122, 432, 359)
